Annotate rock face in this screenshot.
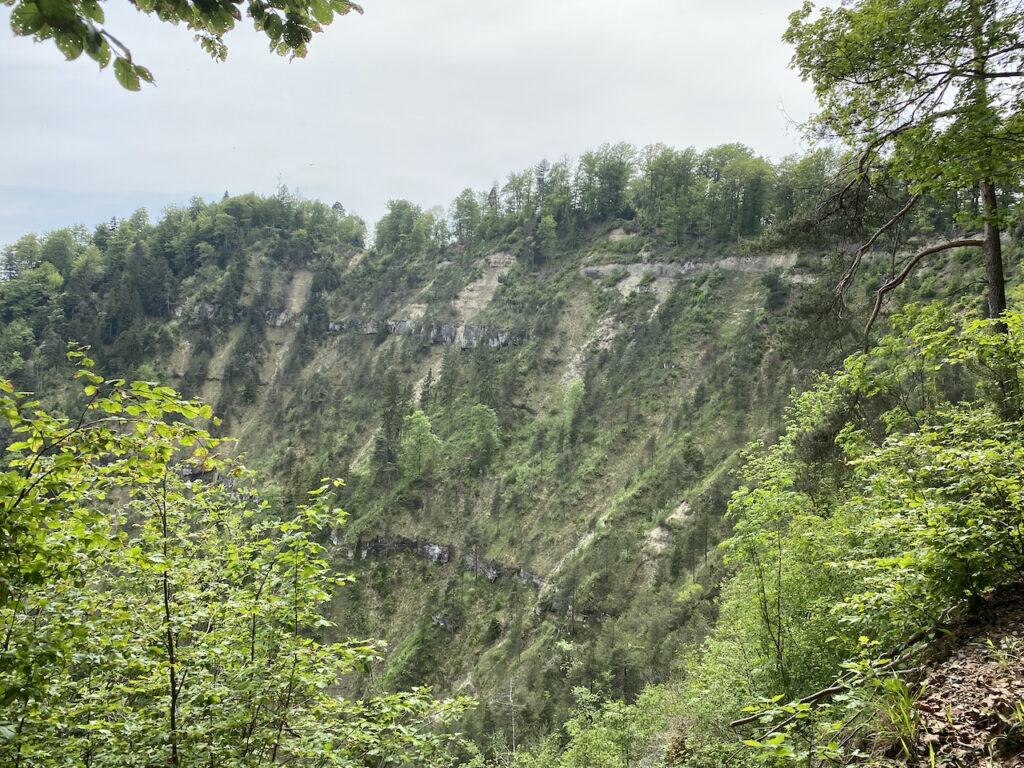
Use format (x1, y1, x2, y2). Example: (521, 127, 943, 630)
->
(419, 542, 450, 564)
(463, 552, 503, 582)
(463, 552, 545, 589)
(177, 303, 525, 348)
(455, 323, 523, 349)
(431, 613, 456, 631)
(342, 536, 451, 565)
(336, 535, 544, 590)
(177, 300, 305, 327)
(487, 252, 516, 268)
(264, 308, 291, 327)
(430, 324, 457, 344)
(579, 254, 804, 282)
(325, 318, 527, 348)
(517, 568, 544, 591)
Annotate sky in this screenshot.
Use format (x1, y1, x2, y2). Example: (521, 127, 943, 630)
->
(0, 0, 818, 247)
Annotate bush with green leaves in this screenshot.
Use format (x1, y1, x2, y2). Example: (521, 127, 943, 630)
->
(0, 352, 471, 767)
(484, 685, 672, 768)
(673, 304, 1024, 766)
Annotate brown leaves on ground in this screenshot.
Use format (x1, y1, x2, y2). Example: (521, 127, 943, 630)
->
(902, 584, 1024, 767)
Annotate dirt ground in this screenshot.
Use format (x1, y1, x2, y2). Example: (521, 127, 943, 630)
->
(901, 583, 1024, 767)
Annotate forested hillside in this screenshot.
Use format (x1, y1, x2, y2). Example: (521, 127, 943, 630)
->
(4, 124, 1021, 768)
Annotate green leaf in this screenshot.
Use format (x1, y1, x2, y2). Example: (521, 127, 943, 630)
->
(263, 13, 283, 40)
(113, 57, 141, 90)
(310, 0, 333, 24)
(133, 63, 154, 83)
(10, 2, 45, 35)
(36, 0, 77, 26)
(80, 0, 103, 22)
(332, 0, 362, 14)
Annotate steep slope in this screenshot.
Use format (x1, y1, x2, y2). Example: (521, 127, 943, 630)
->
(144, 233, 830, 746)
(2, 147, 994, 752)
(905, 585, 1024, 767)
(0, 210, 830, 747)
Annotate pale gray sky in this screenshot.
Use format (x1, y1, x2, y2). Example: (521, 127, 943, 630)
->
(0, 0, 817, 246)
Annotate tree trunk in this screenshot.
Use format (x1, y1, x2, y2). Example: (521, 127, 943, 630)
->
(979, 179, 1007, 325)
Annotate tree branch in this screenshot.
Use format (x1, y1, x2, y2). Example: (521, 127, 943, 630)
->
(836, 192, 922, 299)
(728, 682, 852, 729)
(863, 238, 984, 345)
(966, 70, 1024, 78)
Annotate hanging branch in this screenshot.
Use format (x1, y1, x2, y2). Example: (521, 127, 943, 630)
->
(863, 238, 984, 346)
(835, 192, 922, 301)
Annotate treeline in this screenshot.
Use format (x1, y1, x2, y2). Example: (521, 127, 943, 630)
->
(1, 139, 997, 387)
(374, 141, 989, 267)
(0, 190, 365, 382)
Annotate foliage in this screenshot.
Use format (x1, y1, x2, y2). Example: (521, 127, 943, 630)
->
(0, 192, 365, 391)
(492, 686, 673, 768)
(449, 403, 500, 477)
(4, 0, 362, 89)
(786, 0, 1024, 198)
(786, 0, 1024, 323)
(0, 354, 470, 766)
(674, 305, 1024, 765)
(400, 409, 443, 483)
(0, 140, 993, 760)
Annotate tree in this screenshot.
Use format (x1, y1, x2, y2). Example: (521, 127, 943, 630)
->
(575, 143, 636, 222)
(374, 199, 422, 258)
(785, 0, 1024, 335)
(4, 0, 362, 90)
(0, 354, 470, 766)
(0, 235, 41, 280)
(450, 403, 499, 476)
(632, 144, 698, 244)
(400, 409, 443, 483)
(449, 188, 481, 251)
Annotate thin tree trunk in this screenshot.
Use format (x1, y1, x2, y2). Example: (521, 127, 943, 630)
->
(980, 179, 1019, 417)
(979, 179, 1007, 327)
(161, 475, 180, 767)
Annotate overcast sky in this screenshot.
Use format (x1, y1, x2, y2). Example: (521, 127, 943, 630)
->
(0, 0, 818, 247)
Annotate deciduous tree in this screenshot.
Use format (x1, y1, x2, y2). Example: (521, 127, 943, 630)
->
(4, 0, 362, 89)
(0, 354, 470, 766)
(785, 0, 1024, 334)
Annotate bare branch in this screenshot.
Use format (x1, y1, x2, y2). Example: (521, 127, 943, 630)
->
(836, 192, 922, 298)
(728, 682, 851, 729)
(863, 238, 985, 345)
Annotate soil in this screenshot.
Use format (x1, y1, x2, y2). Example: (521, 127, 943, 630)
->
(900, 583, 1024, 767)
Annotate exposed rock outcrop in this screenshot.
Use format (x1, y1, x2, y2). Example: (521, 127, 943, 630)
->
(325, 318, 527, 349)
(341, 535, 451, 564)
(463, 552, 545, 589)
(332, 535, 545, 590)
(463, 552, 503, 582)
